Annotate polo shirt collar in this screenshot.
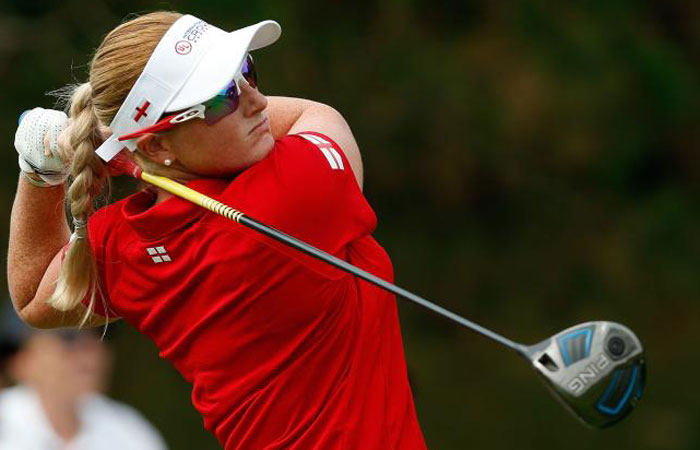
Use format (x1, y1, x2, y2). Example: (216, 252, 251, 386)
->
(122, 178, 230, 240)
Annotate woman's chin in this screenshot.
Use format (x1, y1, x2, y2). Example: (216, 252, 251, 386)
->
(249, 133, 276, 163)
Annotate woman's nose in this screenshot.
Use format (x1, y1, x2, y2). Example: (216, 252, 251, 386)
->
(239, 79, 268, 116)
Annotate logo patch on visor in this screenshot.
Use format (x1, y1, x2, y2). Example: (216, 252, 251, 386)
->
(182, 21, 210, 43)
(133, 99, 151, 122)
(175, 40, 192, 55)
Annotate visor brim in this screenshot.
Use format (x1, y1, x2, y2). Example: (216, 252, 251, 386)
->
(166, 20, 281, 112)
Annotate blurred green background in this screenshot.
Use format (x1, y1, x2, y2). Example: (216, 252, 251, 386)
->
(1, 0, 698, 449)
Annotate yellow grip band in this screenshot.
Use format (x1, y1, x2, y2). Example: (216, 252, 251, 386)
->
(141, 172, 245, 223)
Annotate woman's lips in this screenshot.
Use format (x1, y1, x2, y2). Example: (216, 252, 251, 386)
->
(250, 117, 269, 135)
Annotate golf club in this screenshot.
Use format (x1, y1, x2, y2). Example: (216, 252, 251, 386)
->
(20, 105, 645, 427)
(105, 151, 645, 428)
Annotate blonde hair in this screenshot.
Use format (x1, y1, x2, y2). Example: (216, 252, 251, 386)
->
(50, 11, 182, 315)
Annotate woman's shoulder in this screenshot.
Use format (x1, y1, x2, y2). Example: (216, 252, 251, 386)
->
(264, 132, 356, 181)
(234, 132, 359, 208)
(225, 133, 376, 254)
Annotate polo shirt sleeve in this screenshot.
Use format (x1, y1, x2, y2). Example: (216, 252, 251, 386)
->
(256, 131, 377, 254)
(74, 207, 119, 318)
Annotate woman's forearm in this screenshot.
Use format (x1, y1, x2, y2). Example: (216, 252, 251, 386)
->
(266, 96, 325, 139)
(8, 176, 70, 311)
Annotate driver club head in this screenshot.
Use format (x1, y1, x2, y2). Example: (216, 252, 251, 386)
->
(524, 321, 645, 428)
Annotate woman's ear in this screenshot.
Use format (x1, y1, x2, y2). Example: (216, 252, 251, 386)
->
(135, 134, 176, 166)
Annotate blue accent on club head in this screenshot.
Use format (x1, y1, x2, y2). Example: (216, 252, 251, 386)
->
(598, 369, 621, 409)
(596, 366, 639, 416)
(558, 328, 593, 367)
(635, 366, 644, 400)
(584, 329, 592, 358)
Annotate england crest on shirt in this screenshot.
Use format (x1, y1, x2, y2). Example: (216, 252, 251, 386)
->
(146, 246, 171, 263)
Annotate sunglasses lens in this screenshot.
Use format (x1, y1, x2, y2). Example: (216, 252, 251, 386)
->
(241, 54, 257, 88)
(201, 54, 257, 124)
(203, 80, 239, 124)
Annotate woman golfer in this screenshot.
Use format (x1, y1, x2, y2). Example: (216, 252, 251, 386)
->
(9, 11, 426, 449)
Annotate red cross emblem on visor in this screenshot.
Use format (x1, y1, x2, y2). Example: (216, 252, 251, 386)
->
(133, 100, 151, 122)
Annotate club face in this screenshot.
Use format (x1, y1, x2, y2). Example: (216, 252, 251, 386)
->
(524, 321, 645, 428)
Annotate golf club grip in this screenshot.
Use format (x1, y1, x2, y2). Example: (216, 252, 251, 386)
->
(140, 171, 525, 354)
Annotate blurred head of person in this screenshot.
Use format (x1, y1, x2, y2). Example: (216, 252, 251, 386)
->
(2, 325, 112, 399)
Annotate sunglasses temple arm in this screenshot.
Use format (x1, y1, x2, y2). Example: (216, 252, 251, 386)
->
(118, 114, 179, 141)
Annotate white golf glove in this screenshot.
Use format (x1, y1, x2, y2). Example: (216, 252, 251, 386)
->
(14, 107, 70, 186)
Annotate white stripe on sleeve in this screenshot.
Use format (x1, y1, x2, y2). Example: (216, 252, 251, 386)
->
(298, 133, 344, 170)
(328, 148, 344, 170)
(319, 148, 339, 170)
(299, 133, 323, 145)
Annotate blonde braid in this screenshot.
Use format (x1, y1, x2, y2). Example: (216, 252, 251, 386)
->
(50, 83, 108, 313)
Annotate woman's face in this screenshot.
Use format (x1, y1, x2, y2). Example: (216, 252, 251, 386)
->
(160, 79, 275, 177)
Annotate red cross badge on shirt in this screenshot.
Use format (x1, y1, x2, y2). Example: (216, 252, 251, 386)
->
(133, 99, 151, 122)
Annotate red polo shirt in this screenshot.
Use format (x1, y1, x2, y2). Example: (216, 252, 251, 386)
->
(86, 132, 426, 449)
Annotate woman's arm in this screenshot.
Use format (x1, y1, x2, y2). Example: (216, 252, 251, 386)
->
(266, 96, 319, 139)
(8, 177, 68, 312)
(266, 96, 363, 189)
(8, 177, 112, 328)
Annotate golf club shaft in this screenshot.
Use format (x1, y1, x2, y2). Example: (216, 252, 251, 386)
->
(138, 171, 528, 354)
(245, 215, 530, 354)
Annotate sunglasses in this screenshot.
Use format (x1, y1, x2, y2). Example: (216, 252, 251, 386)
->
(118, 54, 258, 141)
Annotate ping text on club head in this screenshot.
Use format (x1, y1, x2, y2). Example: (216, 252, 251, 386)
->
(567, 354, 610, 394)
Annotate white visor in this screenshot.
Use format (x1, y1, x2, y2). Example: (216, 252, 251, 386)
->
(95, 14, 281, 162)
